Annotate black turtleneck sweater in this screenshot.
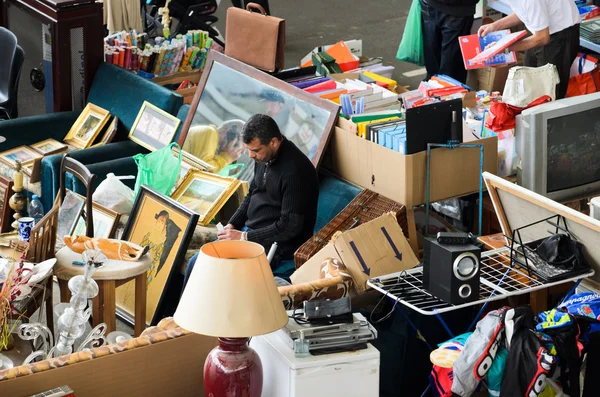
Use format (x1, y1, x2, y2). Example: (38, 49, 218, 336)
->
(229, 139, 319, 262)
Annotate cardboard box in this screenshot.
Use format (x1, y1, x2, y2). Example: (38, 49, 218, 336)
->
(0, 333, 217, 397)
(325, 120, 498, 209)
(467, 66, 509, 93)
(291, 213, 419, 293)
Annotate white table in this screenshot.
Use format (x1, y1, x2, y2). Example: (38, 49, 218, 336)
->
(486, 0, 600, 54)
(250, 329, 380, 397)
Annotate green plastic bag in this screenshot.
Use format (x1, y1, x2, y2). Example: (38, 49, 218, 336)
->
(396, 0, 425, 67)
(133, 142, 182, 198)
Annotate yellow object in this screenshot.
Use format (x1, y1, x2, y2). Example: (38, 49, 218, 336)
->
(362, 71, 397, 91)
(357, 116, 401, 139)
(430, 348, 461, 368)
(182, 124, 231, 172)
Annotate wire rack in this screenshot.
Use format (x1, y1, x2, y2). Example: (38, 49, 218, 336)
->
(367, 247, 595, 316)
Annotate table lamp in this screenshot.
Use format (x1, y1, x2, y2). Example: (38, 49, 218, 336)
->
(174, 240, 288, 397)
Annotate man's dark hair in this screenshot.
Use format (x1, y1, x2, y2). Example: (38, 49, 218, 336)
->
(242, 114, 283, 145)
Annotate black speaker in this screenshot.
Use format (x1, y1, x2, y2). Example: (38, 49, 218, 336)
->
(423, 237, 481, 305)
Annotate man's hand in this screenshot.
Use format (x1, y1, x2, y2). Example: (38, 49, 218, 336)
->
(217, 228, 243, 241)
(224, 224, 235, 230)
(478, 22, 497, 37)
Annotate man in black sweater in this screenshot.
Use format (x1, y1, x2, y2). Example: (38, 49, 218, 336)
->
(421, 0, 478, 83)
(184, 114, 319, 285)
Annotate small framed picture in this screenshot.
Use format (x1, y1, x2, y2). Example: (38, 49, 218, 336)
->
(31, 138, 69, 156)
(170, 169, 241, 225)
(128, 101, 181, 151)
(72, 198, 121, 239)
(64, 103, 111, 149)
(0, 175, 14, 233)
(93, 116, 119, 148)
(0, 145, 43, 168)
(55, 190, 86, 242)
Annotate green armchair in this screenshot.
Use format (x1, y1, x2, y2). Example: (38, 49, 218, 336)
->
(0, 63, 184, 210)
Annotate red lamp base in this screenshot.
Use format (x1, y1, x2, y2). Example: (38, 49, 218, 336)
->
(204, 337, 263, 397)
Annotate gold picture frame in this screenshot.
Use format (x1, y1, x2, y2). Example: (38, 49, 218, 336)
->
(64, 103, 111, 149)
(128, 101, 181, 152)
(0, 145, 43, 168)
(92, 116, 119, 148)
(31, 138, 69, 156)
(170, 169, 241, 225)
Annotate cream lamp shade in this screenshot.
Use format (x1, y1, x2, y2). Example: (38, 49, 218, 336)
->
(174, 240, 288, 337)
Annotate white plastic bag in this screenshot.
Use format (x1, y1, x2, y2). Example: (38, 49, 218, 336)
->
(92, 173, 135, 215)
(503, 63, 559, 107)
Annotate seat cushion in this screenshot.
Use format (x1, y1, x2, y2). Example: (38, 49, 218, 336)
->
(55, 245, 152, 281)
(315, 173, 362, 233)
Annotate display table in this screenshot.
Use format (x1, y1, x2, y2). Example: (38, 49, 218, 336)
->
(250, 329, 380, 397)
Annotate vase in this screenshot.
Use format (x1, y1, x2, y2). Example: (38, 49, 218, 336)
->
(204, 337, 263, 397)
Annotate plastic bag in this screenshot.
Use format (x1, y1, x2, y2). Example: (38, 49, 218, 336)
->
(133, 142, 182, 198)
(396, 0, 425, 66)
(93, 173, 136, 214)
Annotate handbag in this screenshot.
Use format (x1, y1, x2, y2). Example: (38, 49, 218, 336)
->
(502, 63, 560, 107)
(566, 53, 600, 98)
(225, 3, 285, 72)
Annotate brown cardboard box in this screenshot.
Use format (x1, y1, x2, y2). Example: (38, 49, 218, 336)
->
(467, 66, 509, 93)
(291, 213, 418, 293)
(0, 333, 217, 397)
(326, 120, 498, 208)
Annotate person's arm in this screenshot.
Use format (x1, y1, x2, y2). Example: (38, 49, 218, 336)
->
(245, 172, 310, 245)
(509, 27, 550, 51)
(478, 13, 522, 37)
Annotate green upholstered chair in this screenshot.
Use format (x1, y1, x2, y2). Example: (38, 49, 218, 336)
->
(15, 63, 185, 210)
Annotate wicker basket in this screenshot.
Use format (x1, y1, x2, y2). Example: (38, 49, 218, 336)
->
(294, 189, 408, 268)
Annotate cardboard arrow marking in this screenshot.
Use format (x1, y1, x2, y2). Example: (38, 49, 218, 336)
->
(381, 226, 402, 261)
(349, 241, 370, 276)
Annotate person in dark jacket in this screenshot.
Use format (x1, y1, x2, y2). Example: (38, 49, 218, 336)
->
(182, 114, 319, 288)
(421, 0, 478, 83)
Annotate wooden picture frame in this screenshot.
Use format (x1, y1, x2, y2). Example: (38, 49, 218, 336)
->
(0, 145, 43, 168)
(483, 172, 600, 283)
(30, 138, 69, 156)
(128, 101, 181, 152)
(117, 185, 199, 326)
(71, 194, 121, 239)
(170, 169, 241, 226)
(92, 116, 119, 148)
(176, 51, 340, 182)
(64, 103, 111, 149)
(0, 175, 14, 233)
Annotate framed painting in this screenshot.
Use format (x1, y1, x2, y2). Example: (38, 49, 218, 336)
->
(92, 116, 119, 147)
(177, 51, 340, 181)
(0, 176, 13, 233)
(0, 146, 43, 168)
(116, 185, 198, 326)
(170, 169, 241, 226)
(31, 138, 69, 156)
(71, 197, 121, 239)
(63, 103, 111, 149)
(128, 101, 181, 152)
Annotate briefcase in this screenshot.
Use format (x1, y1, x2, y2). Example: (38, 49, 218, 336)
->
(294, 189, 408, 268)
(225, 3, 285, 73)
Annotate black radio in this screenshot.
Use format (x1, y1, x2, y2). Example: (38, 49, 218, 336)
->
(437, 232, 473, 246)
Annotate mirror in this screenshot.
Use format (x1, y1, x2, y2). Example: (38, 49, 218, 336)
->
(177, 52, 340, 182)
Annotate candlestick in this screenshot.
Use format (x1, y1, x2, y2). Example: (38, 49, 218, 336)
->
(9, 161, 26, 231)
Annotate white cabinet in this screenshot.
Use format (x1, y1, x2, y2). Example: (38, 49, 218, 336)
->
(250, 329, 380, 397)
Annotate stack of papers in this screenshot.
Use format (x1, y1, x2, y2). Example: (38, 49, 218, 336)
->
(581, 20, 600, 43)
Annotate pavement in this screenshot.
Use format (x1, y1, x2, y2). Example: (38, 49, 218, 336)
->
(211, 0, 426, 89)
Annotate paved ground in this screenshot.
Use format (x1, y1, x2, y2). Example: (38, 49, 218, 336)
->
(212, 0, 426, 89)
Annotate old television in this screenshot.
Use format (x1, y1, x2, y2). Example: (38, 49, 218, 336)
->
(516, 92, 600, 202)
